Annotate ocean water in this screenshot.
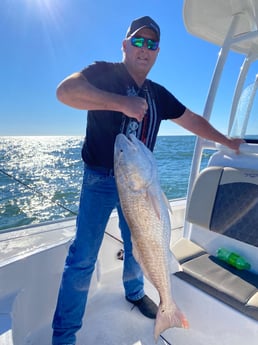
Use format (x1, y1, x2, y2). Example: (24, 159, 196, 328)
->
(0, 135, 212, 232)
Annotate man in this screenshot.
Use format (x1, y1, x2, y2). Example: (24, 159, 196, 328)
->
(52, 16, 243, 345)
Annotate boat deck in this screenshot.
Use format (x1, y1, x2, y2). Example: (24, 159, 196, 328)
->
(1, 204, 257, 345)
(2, 260, 257, 345)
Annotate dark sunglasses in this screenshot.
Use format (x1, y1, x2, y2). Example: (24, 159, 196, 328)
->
(130, 37, 159, 51)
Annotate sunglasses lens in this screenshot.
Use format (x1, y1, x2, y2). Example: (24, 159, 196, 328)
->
(131, 37, 144, 48)
(147, 40, 159, 51)
(131, 37, 159, 51)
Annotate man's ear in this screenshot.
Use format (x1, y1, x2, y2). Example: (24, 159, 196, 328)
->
(122, 39, 127, 52)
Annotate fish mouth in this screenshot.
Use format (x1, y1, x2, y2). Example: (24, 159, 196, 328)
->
(127, 133, 136, 142)
(115, 133, 136, 152)
(126, 133, 139, 148)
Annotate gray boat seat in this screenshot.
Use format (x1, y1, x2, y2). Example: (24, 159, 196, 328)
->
(172, 166, 258, 321)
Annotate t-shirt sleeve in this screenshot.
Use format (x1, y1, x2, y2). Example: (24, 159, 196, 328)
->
(152, 82, 186, 120)
(81, 61, 112, 89)
(81, 61, 127, 94)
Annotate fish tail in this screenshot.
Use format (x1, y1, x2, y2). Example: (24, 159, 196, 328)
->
(154, 303, 189, 342)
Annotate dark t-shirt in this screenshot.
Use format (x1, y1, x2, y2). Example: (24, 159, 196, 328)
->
(81, 61, 186, 169)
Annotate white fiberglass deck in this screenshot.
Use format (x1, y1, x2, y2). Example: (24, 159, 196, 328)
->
(0, 205, 257, 345)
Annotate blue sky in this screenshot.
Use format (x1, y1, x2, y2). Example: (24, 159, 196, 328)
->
(0, 0, 247, 136)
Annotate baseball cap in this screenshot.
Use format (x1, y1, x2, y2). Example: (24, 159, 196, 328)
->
(126, 16, 160, 41)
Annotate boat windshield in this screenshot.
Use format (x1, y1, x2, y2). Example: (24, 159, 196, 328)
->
(230, 77, 258, 143)
(230, 68, 258, 143)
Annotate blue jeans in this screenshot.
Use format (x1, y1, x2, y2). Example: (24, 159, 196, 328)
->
(52, 166, 144, 345)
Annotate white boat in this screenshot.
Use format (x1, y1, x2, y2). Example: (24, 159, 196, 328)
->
(1, 0, 258, 344)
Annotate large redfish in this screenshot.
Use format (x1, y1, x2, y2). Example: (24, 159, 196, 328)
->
(114, 133, 189, 341)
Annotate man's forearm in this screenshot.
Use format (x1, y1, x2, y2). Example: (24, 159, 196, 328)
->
(56, 72, 127, 112)
(56, 72, 148, 121)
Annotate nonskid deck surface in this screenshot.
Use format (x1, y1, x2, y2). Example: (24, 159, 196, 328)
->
(29, 267, 232, 345)
(3, 262, 258, 345)
(75, 267, 258, 345)
(25, 267, 202, 345)
(79, 271, 208, 345)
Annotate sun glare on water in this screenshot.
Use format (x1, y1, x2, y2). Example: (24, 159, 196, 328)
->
(0, 136, 83, 230)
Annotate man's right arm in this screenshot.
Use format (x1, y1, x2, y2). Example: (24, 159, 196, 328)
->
(56, 72, 147, 121)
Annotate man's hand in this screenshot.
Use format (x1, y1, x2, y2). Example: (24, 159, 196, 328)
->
(225, 138, 246, 154)
(121, 96, 148, 122)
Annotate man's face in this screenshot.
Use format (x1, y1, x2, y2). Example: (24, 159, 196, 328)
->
(123, 28, 160, 77)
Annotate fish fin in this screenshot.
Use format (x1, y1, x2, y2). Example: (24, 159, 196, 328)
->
(161, 190, 173, 214)
(168, 251, 181, 273)
(146, 188, 162, 219)
(154, 304, 189, 342)
(146, 189, 172, 220)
